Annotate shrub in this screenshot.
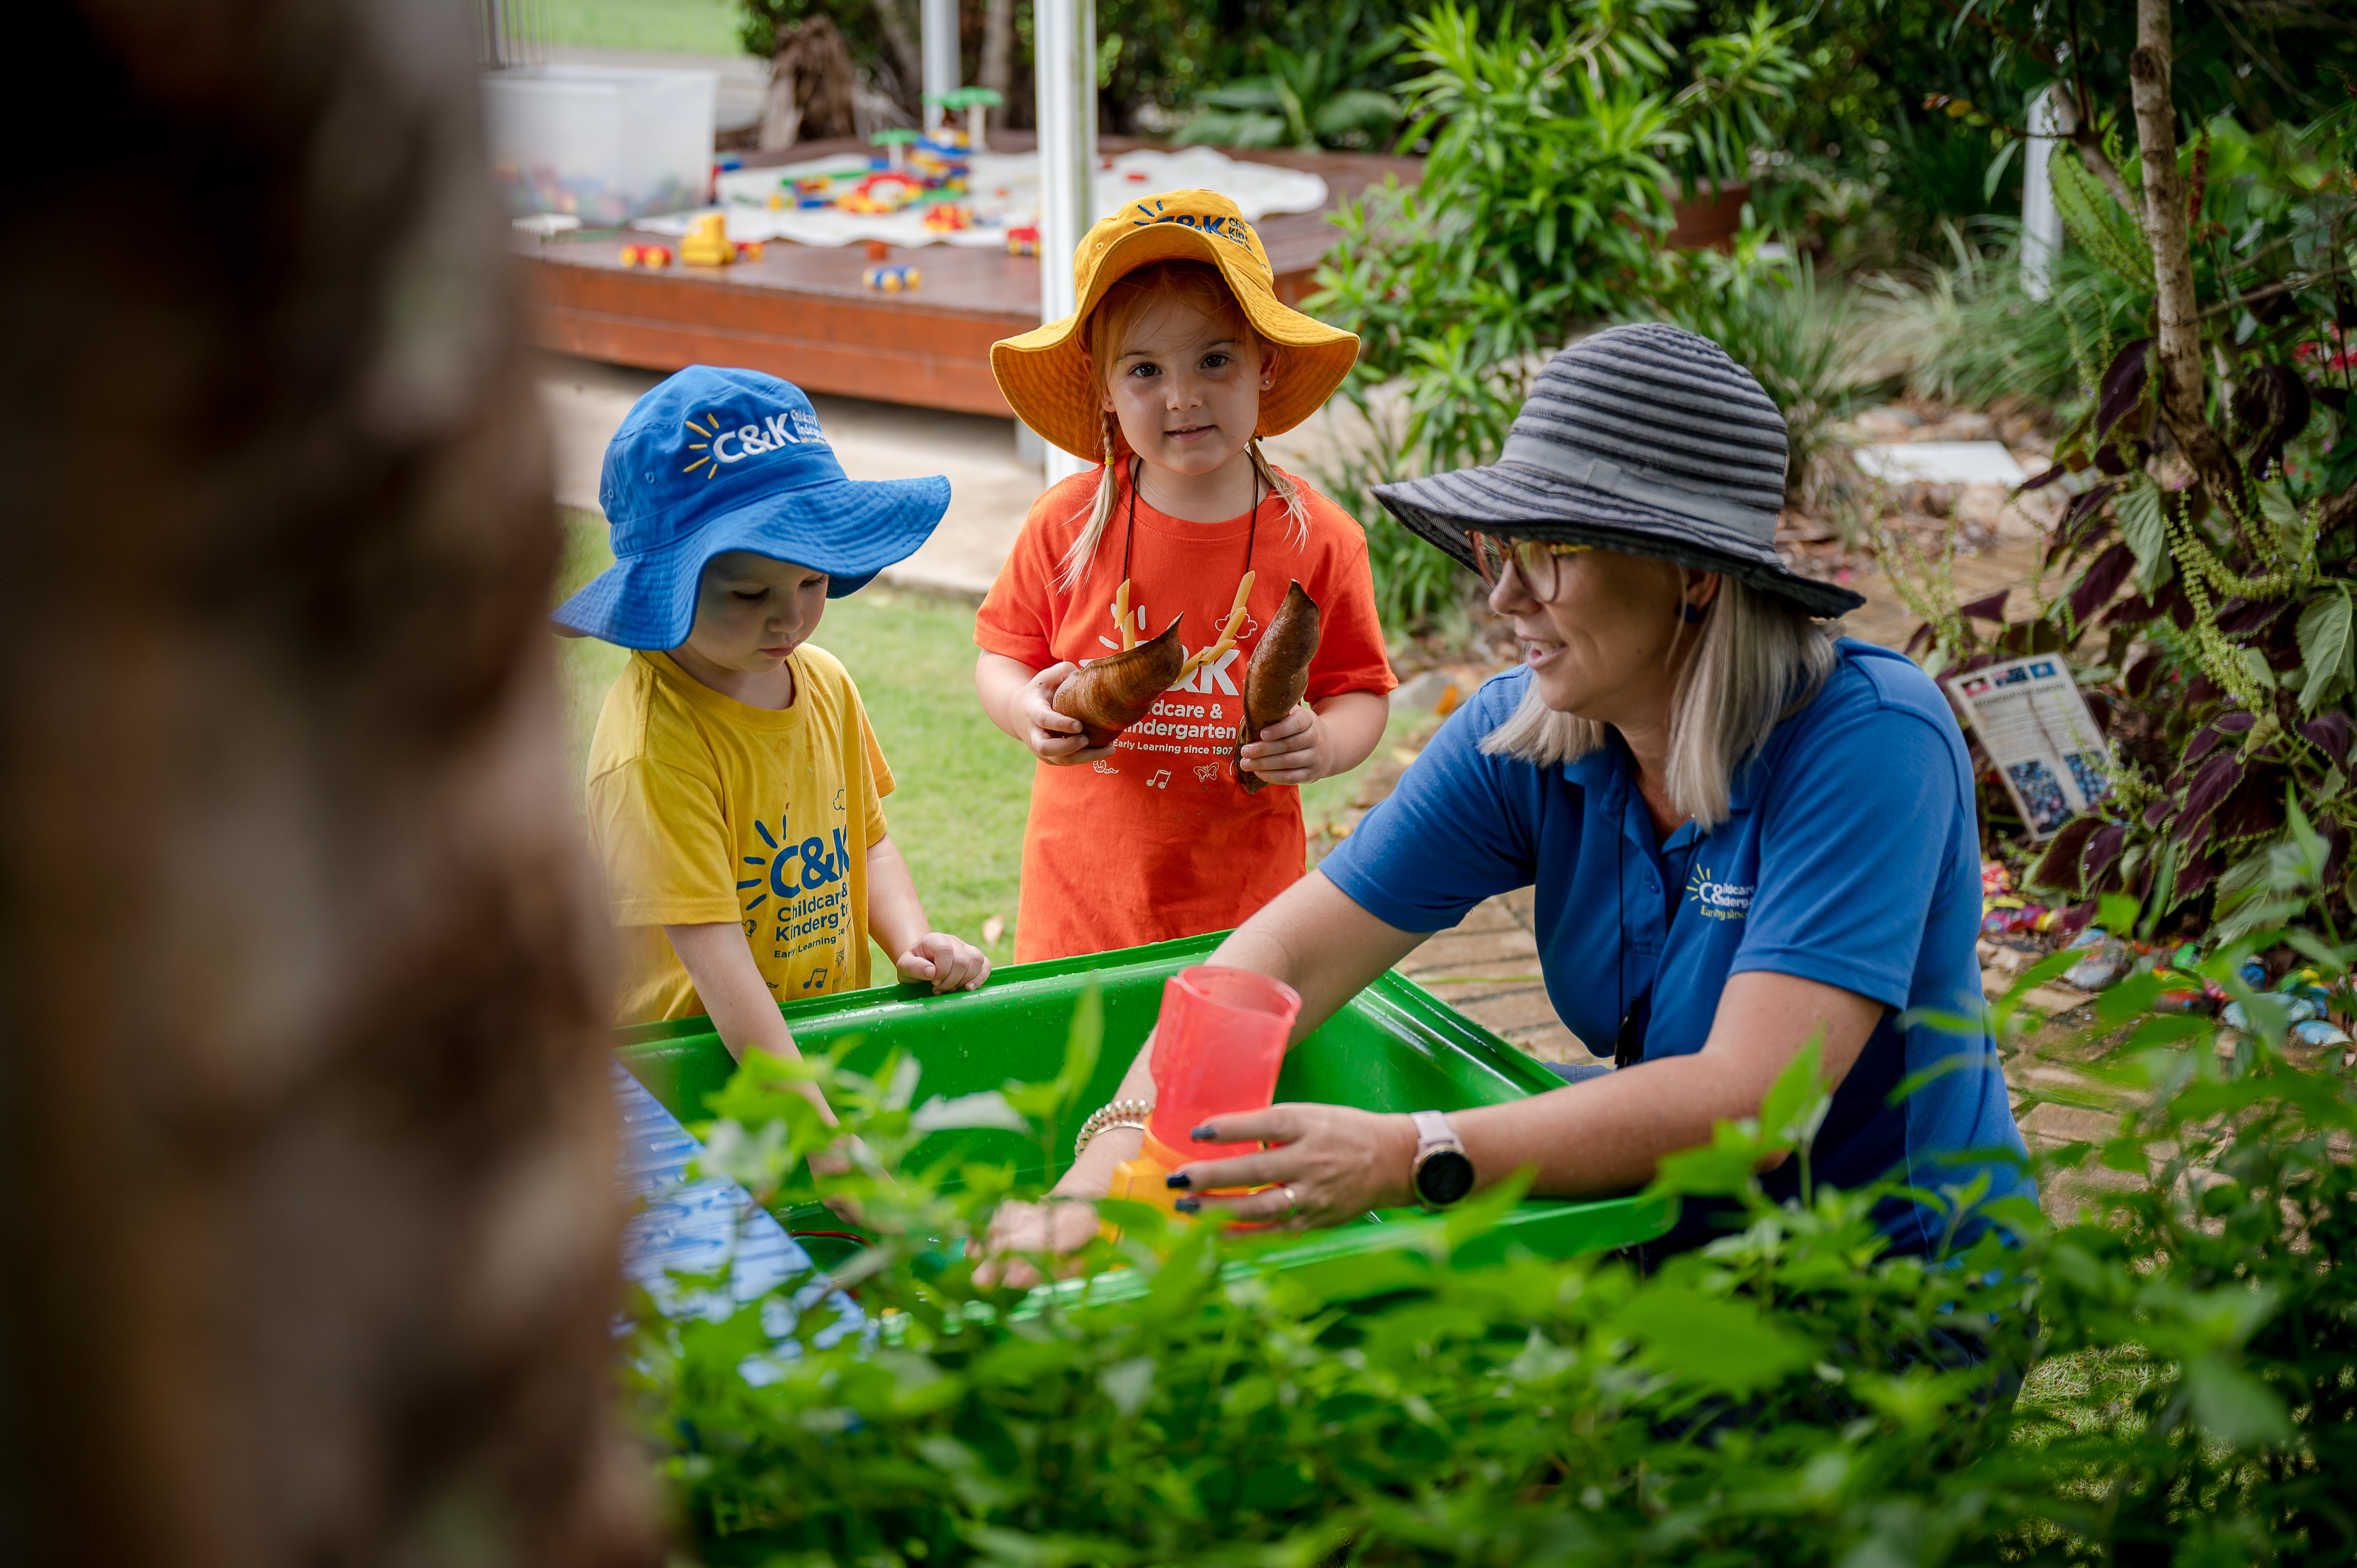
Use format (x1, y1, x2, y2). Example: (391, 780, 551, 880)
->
(1858, 219, 2142, 418)
(1302, 0, 1821, 632)
(1892, 101, 2357, 934)
(623, 868, 2357, 1563)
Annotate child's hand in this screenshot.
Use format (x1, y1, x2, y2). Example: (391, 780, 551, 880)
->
(806, 1145, 870, 1228)
(896, 931, 991, 993)
(1019, 662, 1115, 765)
(1239, 706, 1333, 787)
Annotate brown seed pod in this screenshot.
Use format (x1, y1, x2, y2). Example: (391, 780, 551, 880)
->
(1232, 581, 1321, 794)
(1051, 614, 1186, 747)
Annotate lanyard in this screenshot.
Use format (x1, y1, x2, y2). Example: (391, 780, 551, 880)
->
(1118, 456, 1262, 634)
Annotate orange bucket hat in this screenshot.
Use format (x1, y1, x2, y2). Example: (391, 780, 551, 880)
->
(991, 190, 1361, 461)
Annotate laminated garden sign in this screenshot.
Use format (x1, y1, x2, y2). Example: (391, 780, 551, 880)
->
(1945, 655, 2111, 838)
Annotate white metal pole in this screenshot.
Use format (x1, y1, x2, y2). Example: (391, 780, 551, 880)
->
(1034, 0, 1097, 484)
(921, 0, 959, 132)
(2021, 86, 2067, 302)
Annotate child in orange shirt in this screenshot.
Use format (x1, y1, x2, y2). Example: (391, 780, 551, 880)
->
(974, 191, 1397, 962)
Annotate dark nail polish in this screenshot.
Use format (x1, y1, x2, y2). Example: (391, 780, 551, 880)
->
(1164, 1172, 1191, 1190)
(1173, 1197, 1201, 1214)
(1190, 1124, 1217, 1142)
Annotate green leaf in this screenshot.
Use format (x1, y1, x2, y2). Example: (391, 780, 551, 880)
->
(1612, 1282, 1816, 1395)
(2097, 971, 2162, 1024)
(2097, 891, 2142, 935)
(2125, 1014, 2211, 1049)
(2183, 1353, 2292, 1447)
(911, 1090, 1030, 1134)
(2256, 479, 2302, 547)
(2115, 480, 2172, 594)
(1758, 1031, 1829, 1150)
(2297, 588, 2353, 715)
(1098, 1355, 1156, 1419)
(1056, 980, 1103, 1121)
(1982, 135, 2021, 201)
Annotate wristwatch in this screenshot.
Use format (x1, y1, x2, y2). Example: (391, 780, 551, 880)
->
(1408, 1109, 1475, 1209)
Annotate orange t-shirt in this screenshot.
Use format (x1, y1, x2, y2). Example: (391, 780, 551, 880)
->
(975, 465, 1396, 962)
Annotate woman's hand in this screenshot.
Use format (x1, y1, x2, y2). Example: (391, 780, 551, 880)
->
(895, 932, 990, 993)
(1164, 1104, 1421, 1228)
(1237, 706, 1332, 786)
(970, 1196, 1105, 1288)
(1017, 662, 1116, 765)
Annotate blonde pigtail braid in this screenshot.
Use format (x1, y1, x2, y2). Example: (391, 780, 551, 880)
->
(1053, 411, 1124, 594)
(1248, 438, 1311, 548)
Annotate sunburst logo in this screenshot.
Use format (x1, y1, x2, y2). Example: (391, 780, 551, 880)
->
(1684, 863, 1754, 921)
(737, 815, 788, 913)
(682, 413, 723, 481)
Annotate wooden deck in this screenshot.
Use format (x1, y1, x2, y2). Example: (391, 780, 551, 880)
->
(514, 136, 1420, 418)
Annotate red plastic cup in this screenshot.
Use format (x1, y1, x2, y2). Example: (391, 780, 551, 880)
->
(1145, 966, 1302, 1162)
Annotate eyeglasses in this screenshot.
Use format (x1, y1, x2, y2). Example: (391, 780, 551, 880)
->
(1466, 532, 1593, 602)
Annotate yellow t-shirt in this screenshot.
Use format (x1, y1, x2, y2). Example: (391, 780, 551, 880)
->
(587, 646, 893, 1024)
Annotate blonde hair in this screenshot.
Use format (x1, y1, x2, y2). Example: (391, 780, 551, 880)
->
(1054, 260, 1309, 592)
(1479, 574, 1838, 831)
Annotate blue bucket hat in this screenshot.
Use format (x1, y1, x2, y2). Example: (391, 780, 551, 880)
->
(553, 366, 951, 649)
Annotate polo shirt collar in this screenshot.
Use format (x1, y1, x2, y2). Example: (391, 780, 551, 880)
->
(1562, 727, 1764, 835)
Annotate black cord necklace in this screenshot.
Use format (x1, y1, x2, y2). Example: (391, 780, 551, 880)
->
(1118, 455, 1263, 627)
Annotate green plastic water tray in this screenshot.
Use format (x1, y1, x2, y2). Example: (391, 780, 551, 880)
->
(613, 931, 1670, 1273)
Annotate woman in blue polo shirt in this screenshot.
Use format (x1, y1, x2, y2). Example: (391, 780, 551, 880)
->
(985, 323, 2031, 1273)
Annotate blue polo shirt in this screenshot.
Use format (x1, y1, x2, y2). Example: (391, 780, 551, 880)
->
(1321, 639, 2032, 1255)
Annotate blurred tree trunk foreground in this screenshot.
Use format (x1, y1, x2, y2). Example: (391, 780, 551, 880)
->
(0, 2, 655, 1564)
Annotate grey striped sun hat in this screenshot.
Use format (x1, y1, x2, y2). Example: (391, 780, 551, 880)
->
(1373, 323, 1864, 617)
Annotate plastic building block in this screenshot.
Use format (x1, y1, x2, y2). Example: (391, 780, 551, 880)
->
(840, 170, 923, 214)
(862, 264, 922, 293)
(618, 242, 673, 268)
(679, 213, 734, 266)
(869, 126, 921, 174)
(1005, 223, 1040, 257)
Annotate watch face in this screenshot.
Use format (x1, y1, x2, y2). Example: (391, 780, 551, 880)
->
(1416, 1149, 1475, 1207)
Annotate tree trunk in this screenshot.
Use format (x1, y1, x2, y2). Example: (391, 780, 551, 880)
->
(873, 0, 929, 121)
(2130, 0, 2244, 507)
(0, 2, 656, 1566)
(981, 0, 1016, 101)
(765, 16, 861, 149)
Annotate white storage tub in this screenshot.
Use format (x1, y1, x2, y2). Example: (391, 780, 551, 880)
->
(483, 65, 717, 224)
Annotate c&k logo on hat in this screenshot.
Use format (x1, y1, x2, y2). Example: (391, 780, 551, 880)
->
(1125, 198, 1256, 251)
(682, 405, 827, 480)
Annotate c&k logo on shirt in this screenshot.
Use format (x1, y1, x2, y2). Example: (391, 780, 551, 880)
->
(1685, 863, 1754, 921)
(682, 406, 826, 480)
(740, 811, 853, 924)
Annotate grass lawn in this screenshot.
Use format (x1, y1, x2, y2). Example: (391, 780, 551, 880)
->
(554, 508, 1413, 980)
(535, 0, 744, 55)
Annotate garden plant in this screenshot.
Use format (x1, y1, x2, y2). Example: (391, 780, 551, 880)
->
(1878, 1, 2357, 940)
(626, 830, 2357, 1563)
(1302, 0, 1835, 631)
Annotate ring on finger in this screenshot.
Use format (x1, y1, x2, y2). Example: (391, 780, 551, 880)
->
(1279, 1184, 1300, 1220)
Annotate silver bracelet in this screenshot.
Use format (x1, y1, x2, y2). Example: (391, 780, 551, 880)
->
(1074, 1097, 1155, 1159)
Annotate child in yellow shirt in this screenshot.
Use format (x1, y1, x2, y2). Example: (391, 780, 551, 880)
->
(558, 367, 988, 1131)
